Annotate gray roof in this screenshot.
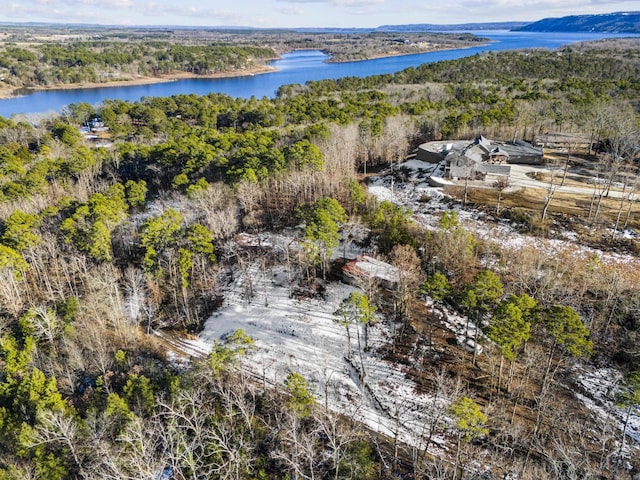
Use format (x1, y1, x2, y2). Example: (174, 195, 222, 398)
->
(489, 146, 509, 157)
(499, 141, 543, 158)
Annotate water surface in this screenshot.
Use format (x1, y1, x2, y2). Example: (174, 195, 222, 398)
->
(0, 31, 636, 118)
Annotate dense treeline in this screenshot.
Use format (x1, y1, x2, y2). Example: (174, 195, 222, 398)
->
(287, 32, 487, 62)
(276, 40, 640, 144)
(0, 39, 638, 478)
(187, 30, 487, 63)
(0, 27, 487, 93)
(0, 41, 276, 90)
(303, 39, 640, 91)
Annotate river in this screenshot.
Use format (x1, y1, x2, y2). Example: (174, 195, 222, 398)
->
(0, 31, 636, 118)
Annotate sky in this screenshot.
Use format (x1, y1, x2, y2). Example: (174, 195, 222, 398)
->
(2, 0, 637, 29)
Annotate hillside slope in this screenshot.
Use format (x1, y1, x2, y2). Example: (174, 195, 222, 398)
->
(515, 11, 640, 33)
(376, 22, 528, 32)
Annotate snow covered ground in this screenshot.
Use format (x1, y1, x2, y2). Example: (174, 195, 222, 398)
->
(187, 254, 454, 452)
(368, 160, 640, 453)
(575, 366, 640, 447)
(371, 159, 640, 269)
(162, 159, 640, 464)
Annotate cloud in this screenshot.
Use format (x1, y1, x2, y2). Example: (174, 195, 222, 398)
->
(333, 0, 384, 6)
(5, 0, 132, 20)
(276, 0, 328, 3)
(589, 0, 640, 4)
(99, 0, 133, 7)
(275, 5, 306, 15)
(137, 2, 259, 24)
(4, 3, 35, 16)
(451, 0, 637, 17)
(406, 0, 634, 23)
(278, 0, 384, 5)
(35, 0, 132, 8)
(3, 0, 639, 28)
(4, 0, 269, 26)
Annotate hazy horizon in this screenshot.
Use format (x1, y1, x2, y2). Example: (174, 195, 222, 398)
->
(1, 1, 637, 30)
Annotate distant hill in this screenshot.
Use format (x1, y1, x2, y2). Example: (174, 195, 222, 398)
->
(514, 11, 640, 33)
(0, 22, 518, 35)
(377, 22, 529, 32)
(4, 16, 639, 34)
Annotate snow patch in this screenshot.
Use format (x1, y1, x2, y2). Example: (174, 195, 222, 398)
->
(576, 366, 640, 447)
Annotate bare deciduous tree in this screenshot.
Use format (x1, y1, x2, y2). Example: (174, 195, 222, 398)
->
(389, 244, 421, 324)
(492, 175, 509, 215)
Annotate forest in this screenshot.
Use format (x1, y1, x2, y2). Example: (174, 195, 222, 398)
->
(0, 36, 638, 479)
(0, 26, 485, 95)
(0, 40, 277, 91)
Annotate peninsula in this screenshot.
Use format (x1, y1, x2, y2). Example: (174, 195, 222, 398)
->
(0, 25, 487, 99)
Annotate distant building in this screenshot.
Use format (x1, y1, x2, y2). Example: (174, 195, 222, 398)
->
(447, 152, 480, 179)
(88, 117, 104, 129)
(499, 140, 544, 164)
(463, 135, 493, 163)
(416, 135, 543, 179)
(415, 140, 467, 163)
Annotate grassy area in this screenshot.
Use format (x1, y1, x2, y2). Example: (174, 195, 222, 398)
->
(445, 184, 640, 232)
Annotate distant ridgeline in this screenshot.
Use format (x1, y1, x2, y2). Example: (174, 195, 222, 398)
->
(514, 11, 640, 33)
(375, 22, 529, 32)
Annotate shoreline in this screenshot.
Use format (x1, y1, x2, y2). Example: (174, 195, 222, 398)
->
(0, 64, 278, 100)
(324, 41, 491, 63)
(0, 41, 490, 100)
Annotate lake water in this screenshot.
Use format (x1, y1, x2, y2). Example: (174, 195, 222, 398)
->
(0, 31, 636, 118)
